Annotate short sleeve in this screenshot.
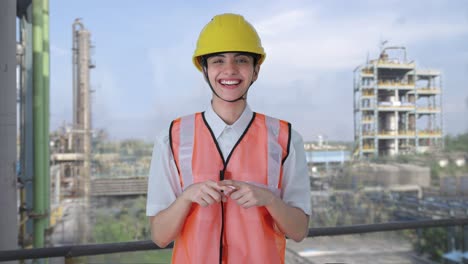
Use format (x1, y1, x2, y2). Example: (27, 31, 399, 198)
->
(146, 129, 182, 216)
(280, 129, 312, 216)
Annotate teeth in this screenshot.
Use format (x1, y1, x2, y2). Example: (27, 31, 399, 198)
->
(221, 80, 240, 85)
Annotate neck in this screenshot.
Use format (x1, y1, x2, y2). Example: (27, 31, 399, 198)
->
(211, 98, 246, 125)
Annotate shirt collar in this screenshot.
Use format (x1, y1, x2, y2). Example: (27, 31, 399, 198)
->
(204, 104, 254, 140)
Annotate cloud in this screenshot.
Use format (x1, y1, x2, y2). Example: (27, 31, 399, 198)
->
(255, 10, 311, 37)
(255, 9, 468, 76)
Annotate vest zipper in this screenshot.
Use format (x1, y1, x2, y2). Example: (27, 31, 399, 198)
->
(219, 169, 225, 264)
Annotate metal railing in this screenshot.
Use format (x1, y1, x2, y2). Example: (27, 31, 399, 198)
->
(1, 218, 468, 262)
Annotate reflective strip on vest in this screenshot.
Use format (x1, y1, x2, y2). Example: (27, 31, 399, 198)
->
(178, 114, 283, 192)
(265, 115, 282, 197)
(179, 114, 195, 189)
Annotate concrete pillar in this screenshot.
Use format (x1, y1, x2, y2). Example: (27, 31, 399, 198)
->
(0, 0, 19, 256)
(19, 6, 35, 246)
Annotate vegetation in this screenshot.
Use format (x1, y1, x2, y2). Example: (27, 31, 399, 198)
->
(444, 133, 468, 153)
(94, 138, 153, 157)
(74, 250, 172, 264)
(92, 139, 153, 178)
(90, 196, 172, 263)
(413, 227, 448, 262)
(93, 197, 149, 242)
(431, 133, 468, 180)
(365, 133, 468, 182)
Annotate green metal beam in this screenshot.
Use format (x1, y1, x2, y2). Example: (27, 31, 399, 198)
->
(32, 0, 46, 249)
(42, 0, 51, 231)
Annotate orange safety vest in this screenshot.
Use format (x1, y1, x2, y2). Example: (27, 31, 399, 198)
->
(169, 112, 291, 264)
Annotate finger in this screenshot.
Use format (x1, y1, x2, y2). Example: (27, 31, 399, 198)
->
(229, 189, 240, 200)
(206, 180, 226, 191)
(201, 194, 217, 206)
(241, 200, 256, 209)
(196, 180, 223, 195)
(229, 190, 248, 200)
(195, 198, 208, 207)
(202, 185, 223, 202)
(219, 180, 242, 189)
(223, 187, 236, 196)
(236, 195, 253, 206)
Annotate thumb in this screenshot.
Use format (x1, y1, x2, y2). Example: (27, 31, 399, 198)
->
(218, 180, 241, 189)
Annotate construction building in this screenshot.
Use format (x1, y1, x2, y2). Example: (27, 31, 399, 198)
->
(353, 46, 443, 159)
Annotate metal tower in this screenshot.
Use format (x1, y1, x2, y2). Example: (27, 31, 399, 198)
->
(72, 18, 94, 198)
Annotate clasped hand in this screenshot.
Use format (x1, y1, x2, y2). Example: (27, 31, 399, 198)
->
(182, 180, 275, 209)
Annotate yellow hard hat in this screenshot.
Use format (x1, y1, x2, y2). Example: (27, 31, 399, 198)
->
(193, 13, 266, 71)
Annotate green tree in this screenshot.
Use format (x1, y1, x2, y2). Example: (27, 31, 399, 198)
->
(413, 227, 447, 262)
(91, 197, 172, 263)
(445, 133, 468, 152)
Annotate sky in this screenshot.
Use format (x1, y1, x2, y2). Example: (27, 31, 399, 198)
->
(47, 0, 468, 142)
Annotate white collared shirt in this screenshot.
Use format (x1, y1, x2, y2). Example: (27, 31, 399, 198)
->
(146, 104, 311, 216)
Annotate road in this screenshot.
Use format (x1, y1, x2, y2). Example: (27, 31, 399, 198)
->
(286, 233, 437, 264)
(49, 198, 87, 246)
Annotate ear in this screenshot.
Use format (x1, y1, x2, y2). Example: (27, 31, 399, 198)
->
(252, 64, 261, 82)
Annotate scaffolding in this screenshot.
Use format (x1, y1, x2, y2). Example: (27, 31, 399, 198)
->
(353, 46, 443, 159)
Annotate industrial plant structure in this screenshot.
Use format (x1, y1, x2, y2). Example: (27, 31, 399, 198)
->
(353, 46, 443, 159)
(48, 18, 95, 243)
(50, 19, 94, 198)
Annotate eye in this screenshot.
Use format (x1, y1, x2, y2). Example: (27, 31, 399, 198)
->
(236, 56, 250, 64)
(208, 57, 224, 64)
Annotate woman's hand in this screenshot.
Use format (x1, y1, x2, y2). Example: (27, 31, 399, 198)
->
(181, 180, 228, 207)
(219, 180, 275, 208)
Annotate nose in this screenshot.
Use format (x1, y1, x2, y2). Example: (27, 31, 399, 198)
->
(223, 60, 239, 75)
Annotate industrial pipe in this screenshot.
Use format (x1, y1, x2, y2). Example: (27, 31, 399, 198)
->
(32, 0, 46, 250)
(0, 0, 19, 254)
(42, 0, 51, 231)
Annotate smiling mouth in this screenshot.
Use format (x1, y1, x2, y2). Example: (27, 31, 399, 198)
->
(219, 79, 241, 86)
